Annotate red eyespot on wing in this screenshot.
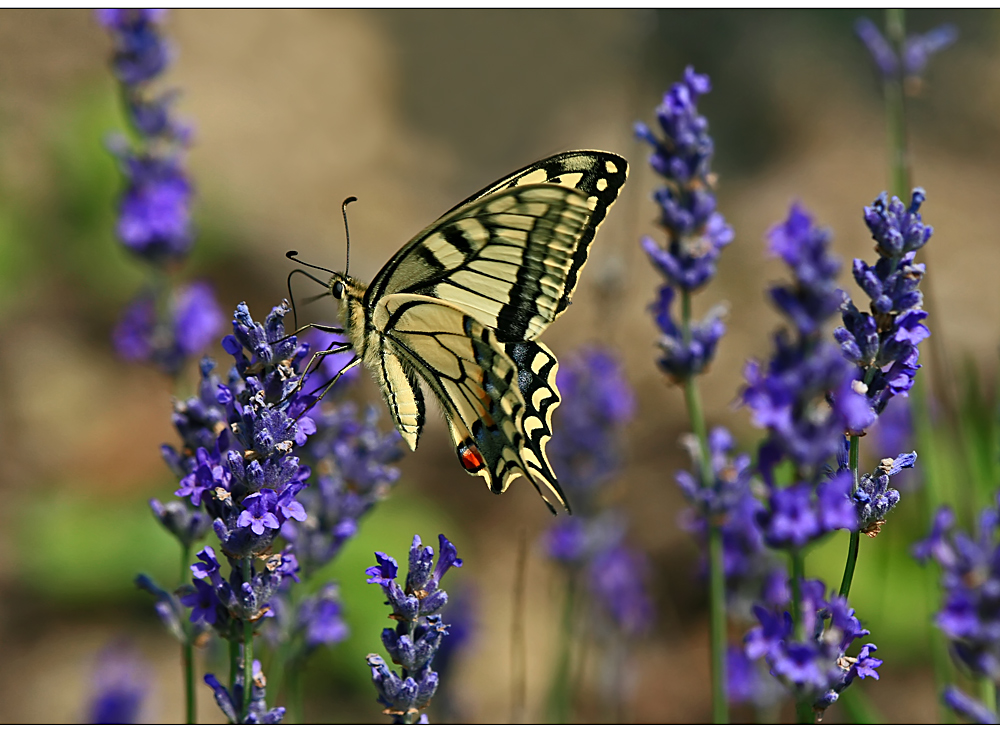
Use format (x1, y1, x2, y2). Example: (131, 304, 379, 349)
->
(458, 442, 485, 473)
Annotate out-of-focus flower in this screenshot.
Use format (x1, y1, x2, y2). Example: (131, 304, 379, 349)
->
(544, 346, 653, 639)
(114, 281, 224, 375)
(914, 497, 1000, 682)
(86, 645, 149, 724)
(548, 346, 634, 506)
(855, 17, 958, 84)
(942, 686, 999, 725)
(284, 402, 403, 575)
(101, 8, 223, 375)
(745, 205, 874, 478)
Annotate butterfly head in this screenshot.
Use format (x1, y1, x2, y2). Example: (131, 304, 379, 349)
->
(330, 276, 345, 300)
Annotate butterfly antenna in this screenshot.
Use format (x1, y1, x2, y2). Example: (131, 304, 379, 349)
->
(286, 250, 339, 276)
(286, 268, 331, 331)
(342, 196, 357, 277)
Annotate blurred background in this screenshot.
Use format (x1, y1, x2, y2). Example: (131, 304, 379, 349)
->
(0, 8, 996, 723)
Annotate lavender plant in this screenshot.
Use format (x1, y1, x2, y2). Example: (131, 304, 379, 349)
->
(98, 9, 223, 375)
(365, 534, 464, 724)
(636, 65, 733, 722)
(146, 301, 319, 723)
(543, 346, 651, 721)
(737, 204, 884, 721)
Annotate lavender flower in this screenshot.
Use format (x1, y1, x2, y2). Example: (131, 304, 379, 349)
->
(589, 544, 654, 636)
(637, 66, 732, 381)
(852, 451, 915, 535)
(366, 535, 462, 723)
(727, 645, 787, 708)
(744, 579, 882, 711)
(834, 190, 933, 416)
(855, 17, 958, 83)
(914, 497, 1000, 682)
(205, 659, 285, 724)
(738, 204, 887, 713)
(149, 498, 211, 548)
(139, 303, 312, 663)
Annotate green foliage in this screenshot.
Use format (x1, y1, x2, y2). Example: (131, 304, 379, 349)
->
(298, 488, 465, 701)
(15, 484, 179, 606)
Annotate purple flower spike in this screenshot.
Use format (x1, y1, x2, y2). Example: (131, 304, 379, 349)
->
(366, 535, 462, 723)
(637, 66, 731, 382)
(840, 190, 933, 416)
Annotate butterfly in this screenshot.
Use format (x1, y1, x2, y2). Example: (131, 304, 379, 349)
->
(288, 151, 628, 514)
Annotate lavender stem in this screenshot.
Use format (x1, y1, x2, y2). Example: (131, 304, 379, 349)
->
(982, 678, 997, 717)
(838, 436, 862, 599)
(242, 558, 254, 719)
(546, 572, 578, 723)
(680, 289, 728, 724)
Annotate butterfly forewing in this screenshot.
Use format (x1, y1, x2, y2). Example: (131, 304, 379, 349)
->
(365, 151, 628, 342)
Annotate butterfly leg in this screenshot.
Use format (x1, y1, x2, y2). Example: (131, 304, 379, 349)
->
(274, 343, 352, 411)
(293, 354, 362, 417)
(269, 322, 345, 350)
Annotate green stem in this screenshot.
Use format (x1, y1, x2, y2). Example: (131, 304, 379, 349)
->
(546, 573, 577, 723)
(679, 289, 727, 724)
(838, 436, 862, 599)
(982, 677, 997, 718)
(287, 659, 304, 724)
(182, 640, 195, 724)
(242, 558, 254, 721)
(229, 638, 240, 699)
(838, 531, 861, 600)
(788, 552, 815, 724)
(706, 523, 728, 724)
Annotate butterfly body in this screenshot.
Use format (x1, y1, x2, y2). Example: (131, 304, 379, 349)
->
(320, 151, 628, 513)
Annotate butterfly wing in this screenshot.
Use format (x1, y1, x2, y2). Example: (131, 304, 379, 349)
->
(364, 151, 627, 343)
(371, 293, 568, 512)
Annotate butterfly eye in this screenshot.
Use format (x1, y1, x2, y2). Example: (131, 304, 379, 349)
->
(332, 281, 345, 299)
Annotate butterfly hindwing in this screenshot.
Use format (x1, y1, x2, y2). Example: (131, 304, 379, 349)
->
(364, 151, 628, 342)
(374, 349, 425, 451)
(504, 340, 565, 507)
(371, 293, 567, 512)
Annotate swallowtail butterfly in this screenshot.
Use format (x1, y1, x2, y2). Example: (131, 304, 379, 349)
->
(292, 151, 628, 513)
